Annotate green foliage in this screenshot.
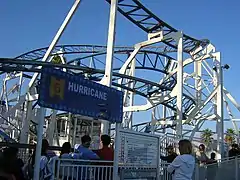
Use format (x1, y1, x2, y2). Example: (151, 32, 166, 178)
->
(225, 128, 236, 145)
(201, 128, 214, 147)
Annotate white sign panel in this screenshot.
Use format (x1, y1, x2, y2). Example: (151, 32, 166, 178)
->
(119, 130, 159, 166)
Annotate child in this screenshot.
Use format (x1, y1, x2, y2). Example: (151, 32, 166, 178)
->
(167, 139, 195, 180)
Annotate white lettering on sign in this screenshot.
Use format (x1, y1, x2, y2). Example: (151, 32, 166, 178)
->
(68, 82, 107, 101)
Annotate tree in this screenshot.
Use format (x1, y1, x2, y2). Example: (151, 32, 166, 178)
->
(225, 128, 236, 145)
(201, 128, 214, 147)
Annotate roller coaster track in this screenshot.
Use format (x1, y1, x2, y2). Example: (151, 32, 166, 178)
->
(0, 57, 195, 116)
(105, 0, 209, 53)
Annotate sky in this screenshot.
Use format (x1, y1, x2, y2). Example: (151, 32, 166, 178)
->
(0, 0, 240, 133)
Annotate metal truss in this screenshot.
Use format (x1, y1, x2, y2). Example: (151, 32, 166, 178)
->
(105, 0, 209, 53)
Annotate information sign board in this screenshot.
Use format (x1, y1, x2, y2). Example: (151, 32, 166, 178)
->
(38, 67, 123, 123)
(119, 129, 159, 167)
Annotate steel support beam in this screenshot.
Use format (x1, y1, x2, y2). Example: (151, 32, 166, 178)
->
(214, 52, 224, 159)
(47, 110, 57, 146)
(101, 0, 118, 135)
(175, 32, 183, 139)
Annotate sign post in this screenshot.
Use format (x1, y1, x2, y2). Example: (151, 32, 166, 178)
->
(33, 107, 46, 180)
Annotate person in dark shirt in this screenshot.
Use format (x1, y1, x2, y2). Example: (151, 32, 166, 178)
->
(207, 152, 217, 164)
(229, 143, 239, 158)
(160, 145, 178, 163)
(0, 147, 25, 180)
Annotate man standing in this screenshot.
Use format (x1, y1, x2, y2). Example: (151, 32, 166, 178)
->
(95, 135, 114, 161)
(94, 135, 114, 180)
(73, 135, 99, 160)
(160, 145, 178, 163)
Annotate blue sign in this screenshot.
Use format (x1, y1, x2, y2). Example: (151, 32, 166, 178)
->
(38, 68, 123, 123)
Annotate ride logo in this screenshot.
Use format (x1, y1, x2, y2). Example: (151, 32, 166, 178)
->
(49, 76, 65, 101)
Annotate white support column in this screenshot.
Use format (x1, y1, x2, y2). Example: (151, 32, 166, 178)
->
(72, 117, 77, 146)
(47, 110, 57, 146)
(67, 113, 72, 142)
(127, 58, 136, 129)
(19, 100, 32, 144)
(176, 32, 183, 139)
(162, 57, 168, 133)
(33, 107, 46, 180)
(194, 58, 202, 107)
(215, 52, 224, 158)
(101, 0, 118, 135)
(27, 0, 81, 90)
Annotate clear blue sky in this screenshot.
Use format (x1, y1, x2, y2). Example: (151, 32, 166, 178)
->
(1, 0, 240, 132)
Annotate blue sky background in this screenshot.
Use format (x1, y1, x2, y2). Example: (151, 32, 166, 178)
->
(1, 0, 240, 133)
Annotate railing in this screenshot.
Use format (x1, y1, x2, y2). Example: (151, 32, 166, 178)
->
(196, 158, 240, 180)
(159, 157, 240, 180)
(51, 158, 113, 180)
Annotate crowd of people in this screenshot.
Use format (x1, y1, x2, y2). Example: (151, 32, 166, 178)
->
(1, 136, 240, 180)
(160, 142, 240, 180)
(0, 134, 114, 180)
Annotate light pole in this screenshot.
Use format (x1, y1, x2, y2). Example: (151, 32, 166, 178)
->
(213, 64, 229, 158)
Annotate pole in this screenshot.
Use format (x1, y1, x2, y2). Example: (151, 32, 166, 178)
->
(219, 66, 225, 157)
(33, 107, 46, 180)
(101, 0, 118, 135)
(104, 0, 119, 179)
(176, 32, 183, 139)
(215, 52, 224, 159)
(27, 0, 81, 90)
(113, 123, 120, 179)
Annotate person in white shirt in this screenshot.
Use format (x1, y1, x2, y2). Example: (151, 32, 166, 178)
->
(167, 139, 195, 180)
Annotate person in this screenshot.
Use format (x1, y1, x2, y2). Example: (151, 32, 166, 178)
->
(0, 172, 16, 180)
(160, 145, 178, 163)
(73, 135, 99, 160)
(60, 142, 72, 158)
(167, 139, 195, 180)
(54, 142, 75, 180)
(0, 147, 25, 180)
(207, 152, 217, 164)
(94, 135, 114, 180)
(94, 135, 114, 161)
(73, 135, 99, 179)
(31, 139, 51, 180)
(229, 143, 239, 158)
(206, 152, 217, 180)
(196, 144, 209, 165)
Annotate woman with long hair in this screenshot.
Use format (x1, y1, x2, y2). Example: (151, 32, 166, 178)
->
(167, 139, 195, 180)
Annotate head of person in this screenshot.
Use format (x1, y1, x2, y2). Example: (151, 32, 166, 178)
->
(232, 143, 238, 149)
(179, 139, 192, 155)
(101, 134, 111, 147)
(61, 142, 71, 155)
(166, 145, 174, 154)
(42, 139, 49, 155)
(81, 135, 92, 148)
(199, 144, 205, 152)
(210, 152, 216, 160)
(3, 147, 18, 162)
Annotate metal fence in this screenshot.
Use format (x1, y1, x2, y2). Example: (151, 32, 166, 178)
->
(51, 158, 113, 180)
(196, 158, 240, 180)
